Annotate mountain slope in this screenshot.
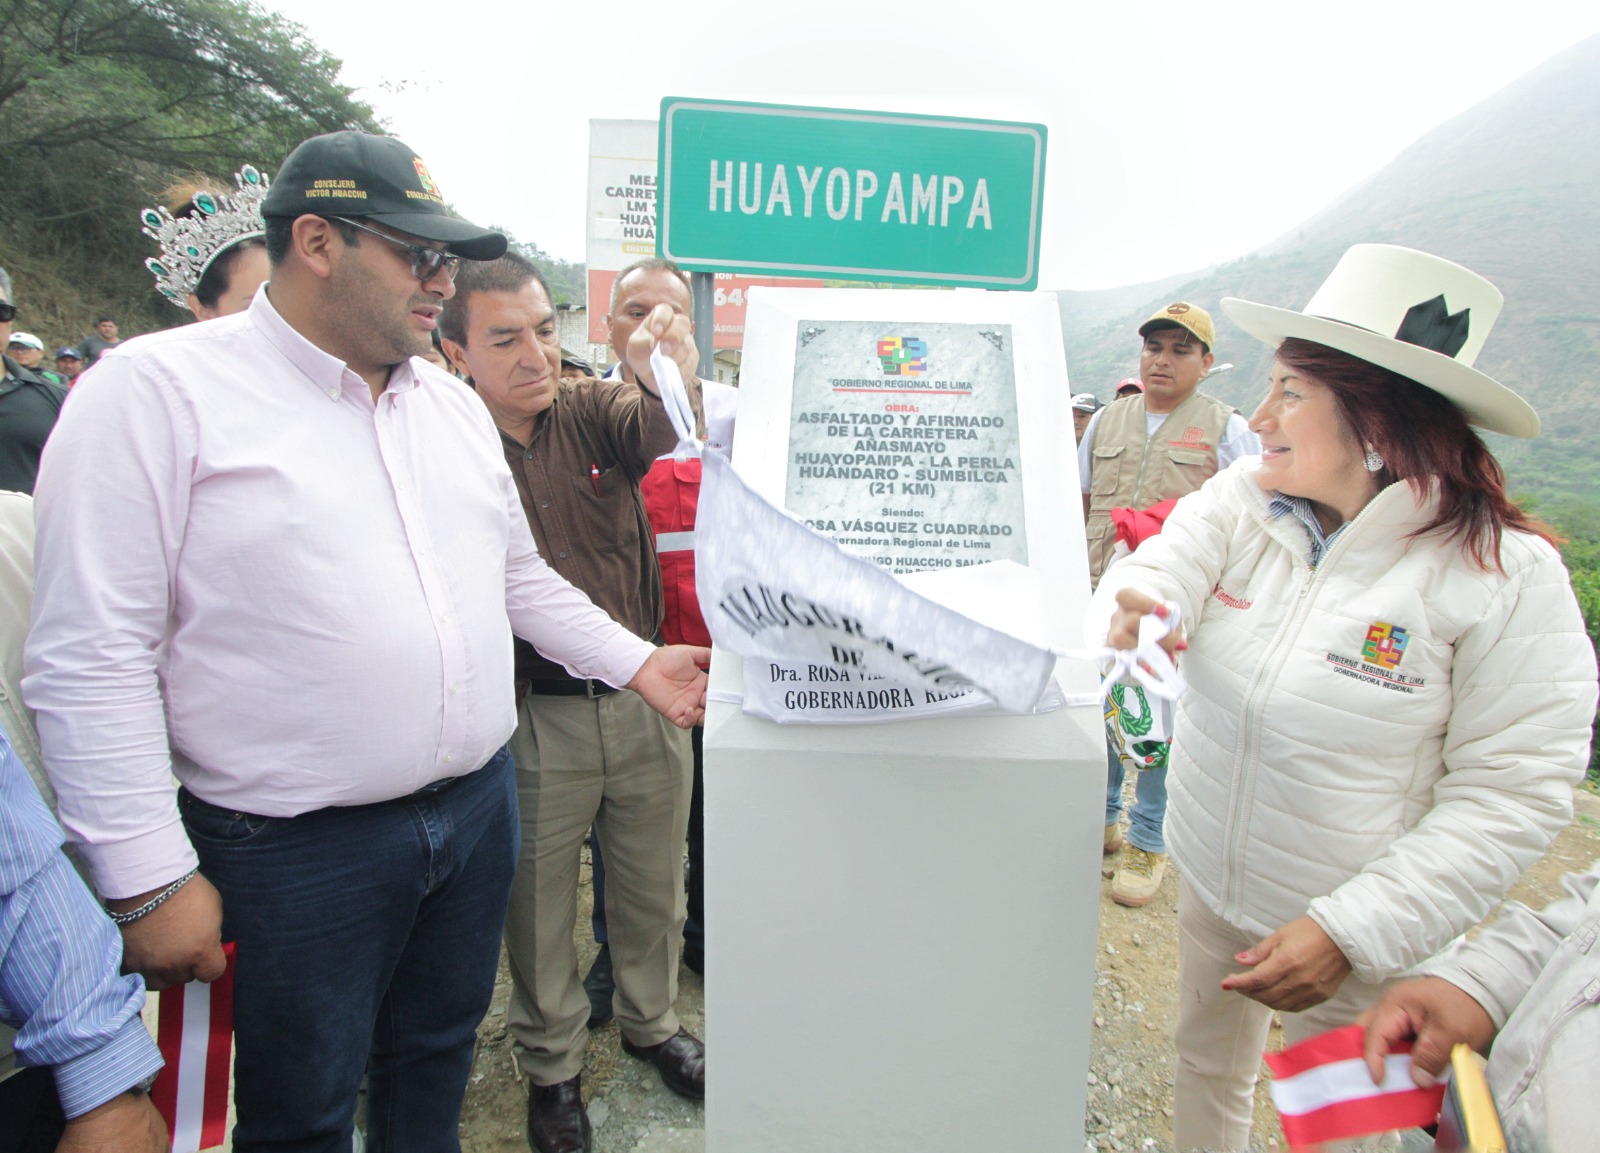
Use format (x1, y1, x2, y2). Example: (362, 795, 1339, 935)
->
(1056, 32, 1600, 511)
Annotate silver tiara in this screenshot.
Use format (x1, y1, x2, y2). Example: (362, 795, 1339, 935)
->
(140, 164, 270, 310)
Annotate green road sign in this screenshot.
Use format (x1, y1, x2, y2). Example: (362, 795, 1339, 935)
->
(658, 98, 1047, 291)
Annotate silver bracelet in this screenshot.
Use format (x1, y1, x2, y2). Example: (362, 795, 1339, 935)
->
(106, 868, 198, 926)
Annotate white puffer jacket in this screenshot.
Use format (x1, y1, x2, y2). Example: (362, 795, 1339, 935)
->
(1428, 860, 1600, 1153)
(1088, 462, 1597, 983)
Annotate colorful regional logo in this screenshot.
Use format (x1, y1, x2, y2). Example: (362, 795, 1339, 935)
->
(877, 336, 928, 377)
(412, 158, 440, 196)
(1361, 621, 1409, 669)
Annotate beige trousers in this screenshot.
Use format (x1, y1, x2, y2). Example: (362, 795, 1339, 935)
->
(503, 690, 692, 1085)
(1173, 878, 1397, 1153)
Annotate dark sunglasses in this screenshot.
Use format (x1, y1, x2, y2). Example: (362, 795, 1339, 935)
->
(330, 217, 461, 282)
(0, 303, 18, 323)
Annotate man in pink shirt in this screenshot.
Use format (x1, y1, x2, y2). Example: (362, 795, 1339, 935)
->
(23, 131, 707, 1152)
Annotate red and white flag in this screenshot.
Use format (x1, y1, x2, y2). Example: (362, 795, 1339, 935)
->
(151, 942, 236, 1153)
(1266, 1024, 1444, 1149)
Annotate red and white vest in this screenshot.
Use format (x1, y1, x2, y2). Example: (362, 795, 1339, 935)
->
(638, 379, 737, 647)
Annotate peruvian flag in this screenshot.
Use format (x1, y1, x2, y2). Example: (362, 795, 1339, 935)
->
(151, 942, 237, 1152)
(1266, 1024, 1444, 1149)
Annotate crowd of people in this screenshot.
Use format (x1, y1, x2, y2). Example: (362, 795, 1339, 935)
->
(3, 315, 120, 383)
(0, 127, 1595, 1153)
(0, 297, 122, 496)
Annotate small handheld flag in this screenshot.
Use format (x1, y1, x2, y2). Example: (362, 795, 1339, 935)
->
(151, 942, 236, 1153)
(1266, 1024, 1444, 1149)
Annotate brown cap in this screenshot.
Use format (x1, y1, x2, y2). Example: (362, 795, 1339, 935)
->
(1137, 301, 1215, 350)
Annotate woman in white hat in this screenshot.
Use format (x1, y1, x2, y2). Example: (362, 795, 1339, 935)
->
(1086, 244, 1597, 1151)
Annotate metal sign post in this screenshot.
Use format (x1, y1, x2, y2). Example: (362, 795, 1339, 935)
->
(692, 270, 714, 378)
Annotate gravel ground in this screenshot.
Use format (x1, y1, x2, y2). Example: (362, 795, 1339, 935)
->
(453, 788, 1600, 1152)
(459, 843, 705, 1153)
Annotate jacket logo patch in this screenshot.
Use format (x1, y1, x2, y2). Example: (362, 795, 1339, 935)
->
(1324, 622, 1425, 694)
(1362, 621, 1408, 669)
(1211, 585, 1252, 610)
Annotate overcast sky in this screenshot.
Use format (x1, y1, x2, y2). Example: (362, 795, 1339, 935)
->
(260, 0, 1600, 291)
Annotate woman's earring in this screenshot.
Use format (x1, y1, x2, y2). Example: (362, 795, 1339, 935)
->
(1364, 448, 1384, 473)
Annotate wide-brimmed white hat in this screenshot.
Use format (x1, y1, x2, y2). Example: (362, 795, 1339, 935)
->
(1221, 244, 1539, 438)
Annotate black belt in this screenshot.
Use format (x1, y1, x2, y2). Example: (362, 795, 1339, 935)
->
(178, 764, 476, 819)
(525, 677, 619, 698)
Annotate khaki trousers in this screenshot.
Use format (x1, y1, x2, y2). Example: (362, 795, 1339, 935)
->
(504, 690, 692, 1085)
(1173, 878, 1397, 1153)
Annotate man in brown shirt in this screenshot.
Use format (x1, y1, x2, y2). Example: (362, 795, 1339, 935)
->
(441, 252, 704, 1153)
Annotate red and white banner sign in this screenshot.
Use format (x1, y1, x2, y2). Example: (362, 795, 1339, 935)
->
(586, 120, 822, 349)
(587, 270, 824, 350)
(152, 942, 236, 1152)
(586, 118, 659, 345)
(1265, 1024, 1444, 1149)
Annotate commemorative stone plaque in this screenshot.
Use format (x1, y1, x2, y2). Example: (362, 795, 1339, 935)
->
(785, 320, 1026, 573)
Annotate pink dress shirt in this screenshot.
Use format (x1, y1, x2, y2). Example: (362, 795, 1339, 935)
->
(23, 287, 654, 898)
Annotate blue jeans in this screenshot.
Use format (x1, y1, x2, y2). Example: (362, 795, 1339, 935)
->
(590, 724, 704, 954)
(1105, 740, 1167, 854)
(180, 747, 518, 1153)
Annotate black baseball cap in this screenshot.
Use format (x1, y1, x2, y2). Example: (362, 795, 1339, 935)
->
(262, 131, 507, 261)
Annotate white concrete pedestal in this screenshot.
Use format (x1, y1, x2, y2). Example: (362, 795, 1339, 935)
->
(704, 285, 1101, 1149)
(704, 690, 1104, 1152)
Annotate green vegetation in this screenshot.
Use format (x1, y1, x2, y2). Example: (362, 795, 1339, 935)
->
(503, 234, 584, 308)
(1553, 513, 1600, 784)
(0, 0, 588, 339)
(0, 1, 584, 339)
(0, 0, 379, 339)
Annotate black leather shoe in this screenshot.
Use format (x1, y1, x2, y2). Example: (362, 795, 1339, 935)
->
(621, 1027, 705, 1100)
(681, 940, 704, 976)
(582, 944, 614, 1030)
(527, 1075, 591, 1153)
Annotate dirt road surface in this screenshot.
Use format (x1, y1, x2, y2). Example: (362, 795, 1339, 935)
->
(456, 788, 1600, 1152)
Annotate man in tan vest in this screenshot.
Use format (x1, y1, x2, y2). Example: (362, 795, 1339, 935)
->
(1078, 302, 1260, 907)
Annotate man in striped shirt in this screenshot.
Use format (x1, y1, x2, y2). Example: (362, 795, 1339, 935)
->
(0, 725, 166, 1149)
